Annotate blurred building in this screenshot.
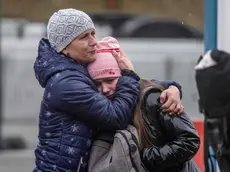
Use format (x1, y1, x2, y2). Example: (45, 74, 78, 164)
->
(2, 0, 203, 31)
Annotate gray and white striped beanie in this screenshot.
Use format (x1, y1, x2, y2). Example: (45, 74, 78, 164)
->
(47, 8, 95, 52)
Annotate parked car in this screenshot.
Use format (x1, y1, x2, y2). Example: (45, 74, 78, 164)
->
(114, 16, 203, 39)
(88, 12, 136, 35)
(89, 12, 203, 39)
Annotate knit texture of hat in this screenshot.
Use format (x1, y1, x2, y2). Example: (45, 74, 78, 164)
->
(47, 8, 95, 52)
(87, 36, 121, 80)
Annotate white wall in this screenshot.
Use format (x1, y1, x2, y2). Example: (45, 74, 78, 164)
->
(217, 0, 230, 53)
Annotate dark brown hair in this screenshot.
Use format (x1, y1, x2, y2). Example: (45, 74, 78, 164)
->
(133, 79, 165, 148)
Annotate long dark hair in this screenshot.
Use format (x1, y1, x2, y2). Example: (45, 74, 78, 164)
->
(133, 79, 164, 149)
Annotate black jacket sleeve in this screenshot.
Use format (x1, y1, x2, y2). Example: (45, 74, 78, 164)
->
(141, 92, 200, 171)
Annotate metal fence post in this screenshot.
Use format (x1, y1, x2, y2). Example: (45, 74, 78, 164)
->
(0, 0, 3, 149)
(204, 0, 217, 171)
(164, 57, 173, 80)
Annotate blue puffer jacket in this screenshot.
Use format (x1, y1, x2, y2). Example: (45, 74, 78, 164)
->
(33, 39, 140, 172)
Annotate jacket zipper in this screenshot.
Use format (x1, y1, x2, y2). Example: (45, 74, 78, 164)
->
(77, 157, 83, 172)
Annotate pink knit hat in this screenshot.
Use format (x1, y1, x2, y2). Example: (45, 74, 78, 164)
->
(87, 36, 121, 80)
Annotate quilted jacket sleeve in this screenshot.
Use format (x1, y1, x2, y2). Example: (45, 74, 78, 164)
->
(141, 92, 200, 171)
(49, 70, 139, 131)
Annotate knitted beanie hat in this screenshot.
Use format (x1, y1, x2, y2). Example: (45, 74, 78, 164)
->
(47, 8, 95, 52)
(87, 36, 121, 80)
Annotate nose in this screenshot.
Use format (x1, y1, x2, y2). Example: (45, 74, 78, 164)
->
(89, 34, 97, 46)
(101, 84, 110, 95)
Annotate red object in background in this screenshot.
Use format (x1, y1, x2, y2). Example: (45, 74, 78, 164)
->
(193, 120, 204, 172)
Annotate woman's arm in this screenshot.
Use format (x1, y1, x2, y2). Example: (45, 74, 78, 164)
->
(49, 70, 140, 131)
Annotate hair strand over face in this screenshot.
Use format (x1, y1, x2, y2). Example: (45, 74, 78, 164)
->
(133, 79, 164, 148)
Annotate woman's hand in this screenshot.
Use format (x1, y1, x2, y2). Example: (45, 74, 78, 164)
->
(112, 50, 135, 71)
(160, 86, 184, 115)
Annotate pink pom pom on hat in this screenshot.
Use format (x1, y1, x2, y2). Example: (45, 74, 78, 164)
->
(87, 36, 121, 80)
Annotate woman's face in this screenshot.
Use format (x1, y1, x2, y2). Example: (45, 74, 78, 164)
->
(62, 29, 97, 65)
(94, 77, 120, 99)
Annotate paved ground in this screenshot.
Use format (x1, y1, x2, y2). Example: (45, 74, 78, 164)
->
(2, 120, 38, 149)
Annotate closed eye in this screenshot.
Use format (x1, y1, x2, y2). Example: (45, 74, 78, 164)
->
(104, 79, 115, 84)
(94, 81, 101, 86)
(79, 34, 88, 39)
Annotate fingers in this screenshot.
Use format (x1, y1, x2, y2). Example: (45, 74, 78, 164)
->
(160, 87, 184, 115)
(166, 103, 177, 115)
(112, 50, 126, 59)
(160, 91, 167, 104)
(112, 50, 120, 60)
(161, 101, 184, 115)
(172, 104, 184, 115)
(178, 105, 184, 114)
(161, 97, 173, 109)
(120, 51, 127, 58)
(112, 50, 134, 71)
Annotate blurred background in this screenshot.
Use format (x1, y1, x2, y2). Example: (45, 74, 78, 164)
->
(0, 0, 204, 171)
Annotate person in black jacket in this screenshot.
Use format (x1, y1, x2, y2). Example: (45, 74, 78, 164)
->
(87, 36, 200, 172)
(134, 79, 200, 172)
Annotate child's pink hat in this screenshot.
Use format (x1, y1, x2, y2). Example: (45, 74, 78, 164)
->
(87, 36, 121, 80)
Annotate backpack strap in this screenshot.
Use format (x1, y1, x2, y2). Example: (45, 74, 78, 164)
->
(125, 127, 150, 172)
(117, 130, 139, 172)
